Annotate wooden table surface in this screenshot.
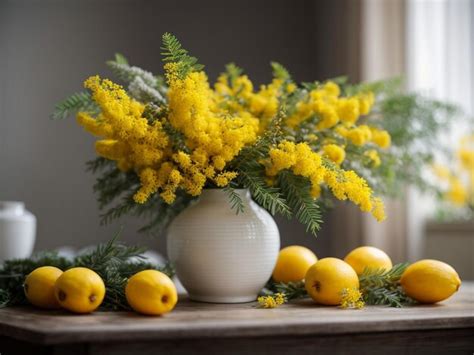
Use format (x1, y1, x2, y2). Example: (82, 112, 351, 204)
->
(1, 283, 473, 355)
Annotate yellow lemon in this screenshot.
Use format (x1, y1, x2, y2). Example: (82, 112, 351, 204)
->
(305, 257, 359, 305)
(401, 259, 461, 303)
(54, 267, 105, 313)
(125, 270, 178, 316)
(24, 266, 63, 309)
(344, 246, 392, 275)
(272, 246, 318, 283)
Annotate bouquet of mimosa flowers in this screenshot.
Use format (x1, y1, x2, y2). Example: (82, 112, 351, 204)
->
(53, 33, 457, 235)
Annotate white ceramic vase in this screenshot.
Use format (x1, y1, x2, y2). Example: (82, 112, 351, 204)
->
(167, 189, 280, 303)
(0, 201, 36, 263)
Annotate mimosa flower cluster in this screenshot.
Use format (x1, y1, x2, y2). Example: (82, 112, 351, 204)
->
(340, 288, 365, 309)
(433, 134, 474, 214)
(257, 293, 286, 308)
(265, 140, 385, 221)
(62, 33, 413, 234)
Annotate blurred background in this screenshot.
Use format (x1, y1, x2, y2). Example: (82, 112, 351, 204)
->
(1, 0, 473, 278)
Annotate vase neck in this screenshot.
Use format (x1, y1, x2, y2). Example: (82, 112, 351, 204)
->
(199, 189, 251, 203)
(0, 201, 25, 215)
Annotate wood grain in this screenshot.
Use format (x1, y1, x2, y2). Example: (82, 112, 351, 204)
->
(0, 283, 472, 347)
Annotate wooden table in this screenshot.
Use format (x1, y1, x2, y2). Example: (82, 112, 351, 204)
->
(1, 283, 473, 355)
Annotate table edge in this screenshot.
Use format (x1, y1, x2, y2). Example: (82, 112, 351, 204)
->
(1, 314, 473, 345)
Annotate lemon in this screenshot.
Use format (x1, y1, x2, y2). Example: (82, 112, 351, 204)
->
(305, 257, 359, 305)
(54, 267, 105, 313)
(272, 246, 318, 283)
(125, 270, 178, 316)
(24, 266, 63, 309)
(344, 246, 392, 275)
(401, 259, 461, 303)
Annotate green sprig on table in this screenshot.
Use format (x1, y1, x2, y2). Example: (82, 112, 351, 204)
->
(263, 263, 415, 307)
(359, 263, 415, 307)
(0, 233, 174, 310)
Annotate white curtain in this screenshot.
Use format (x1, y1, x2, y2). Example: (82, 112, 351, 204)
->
(406, 0, 473, 260)
(359, 0, 407, 262)
(407, 0, 473, 112)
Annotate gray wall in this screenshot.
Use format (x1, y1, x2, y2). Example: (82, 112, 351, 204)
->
(0, 0, 356, 256)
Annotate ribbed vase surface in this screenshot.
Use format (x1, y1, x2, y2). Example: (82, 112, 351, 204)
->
(167, 189, 280, 303)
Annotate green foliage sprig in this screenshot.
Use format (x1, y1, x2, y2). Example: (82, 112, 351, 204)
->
(355, 81, 461, 197)
(236, 161, 291, 217)
(161, 32, 204, 78)
(278, 171, 322, 235)
(359, 263, 415, 307)
(263, 263, 414, 308)
(84, 156, 192, 236)
(107, 53, 167, 104)
(223, 185, 245, 214)
(262, 280, 307, 300)
(225, 63, 243, 85)
(51, 91, 97, 120)
(227, 109, 310, 223)
(271, 62, 291, 81)
(0, 233, 174, 310)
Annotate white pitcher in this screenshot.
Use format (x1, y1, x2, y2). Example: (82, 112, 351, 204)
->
(0, 201, 36, 263)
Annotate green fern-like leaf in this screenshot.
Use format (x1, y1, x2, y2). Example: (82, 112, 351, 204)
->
(51, 91, 97, 120)
(161, 32, 204, 78)
(271, 61, 291, 81)
(359, 263, 409, 289)
(0, 289, 12, 308)
(237, 161, 290, 217)
(225, 63, 243, 85)
(301, 81, 322, 91)
(99, 192, 137, 226)
(230, 109, 289, 217)
(86, 157, 114, 174)
(233, 108, 285, 168)
(223, 186, 245, 214)
(93, 167, 139, 209)
(106, 54, 166, 102)
(261, 280, 307, 300)
(113, 53, 129, 65)
(135, 192, 193, 236)
(106, 53, 166, 101)
(162, 120, 189, 152)
(278, 171, 322, 235)
(359, 263, 415, 307)
(74, 229, 144, 269)
(363, 286, 414, 308)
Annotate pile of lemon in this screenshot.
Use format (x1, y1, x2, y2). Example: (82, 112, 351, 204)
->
(24, 266, 177, 315)
(272, 245, 461, 305)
